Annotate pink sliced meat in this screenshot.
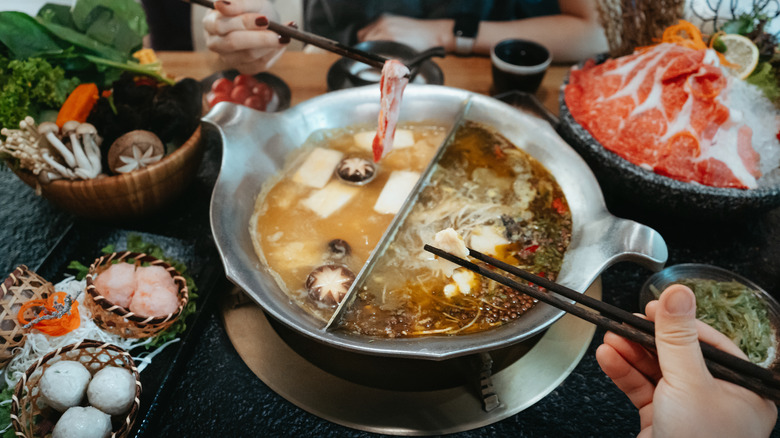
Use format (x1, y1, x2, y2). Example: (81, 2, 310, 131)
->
(372, 60, 410, 162)
(564, 43, 764, 189)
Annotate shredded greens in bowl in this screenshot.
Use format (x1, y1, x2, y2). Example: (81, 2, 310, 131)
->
(650, 278, 776, 366)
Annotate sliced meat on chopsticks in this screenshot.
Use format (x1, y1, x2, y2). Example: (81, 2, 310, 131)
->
(372, 60, 410, 162)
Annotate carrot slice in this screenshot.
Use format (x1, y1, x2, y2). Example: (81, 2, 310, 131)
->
(17, 292, 80, 336)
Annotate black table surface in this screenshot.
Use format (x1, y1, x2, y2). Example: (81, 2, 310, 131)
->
(2, 125, 779, 437)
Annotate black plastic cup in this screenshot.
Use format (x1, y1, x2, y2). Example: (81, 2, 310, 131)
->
(491, 39, 552, 94)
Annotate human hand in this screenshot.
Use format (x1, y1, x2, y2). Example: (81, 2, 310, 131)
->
(203, 0, 286, 74)
(356, 15, 453, 52)
(596, 284, 777, 437)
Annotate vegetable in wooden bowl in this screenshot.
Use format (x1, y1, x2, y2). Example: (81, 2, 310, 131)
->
(12, 124, 203, 221)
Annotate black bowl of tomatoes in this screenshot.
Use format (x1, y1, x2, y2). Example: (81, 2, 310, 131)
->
(202, 70, 291, 113)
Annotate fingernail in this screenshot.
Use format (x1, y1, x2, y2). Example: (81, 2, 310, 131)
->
(664, 288, 694, 316)
(287, 21, 298, 29)
(255, 16, 269, 27)
(279, 34, 290, 44)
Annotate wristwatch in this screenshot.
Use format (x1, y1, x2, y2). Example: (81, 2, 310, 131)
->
(453, 15, 479, 56)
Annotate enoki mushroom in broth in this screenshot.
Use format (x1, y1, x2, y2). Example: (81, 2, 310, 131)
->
(338, 122, 572, 338)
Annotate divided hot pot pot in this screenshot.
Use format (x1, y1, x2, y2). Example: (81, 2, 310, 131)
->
(204, 85, 668, 360)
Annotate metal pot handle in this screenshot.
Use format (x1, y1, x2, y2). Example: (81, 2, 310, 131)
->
(562, 214, 668, 290)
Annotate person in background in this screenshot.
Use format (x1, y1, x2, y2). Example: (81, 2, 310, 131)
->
(597, 285, 777, 437)
(203, 0, 608, 74)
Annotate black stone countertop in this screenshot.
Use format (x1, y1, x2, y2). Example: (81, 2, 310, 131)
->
(1, 125, 779, 437)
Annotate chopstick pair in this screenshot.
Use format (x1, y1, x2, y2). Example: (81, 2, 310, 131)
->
(182, 0, 388, 69)
(423, 244, 780, 404)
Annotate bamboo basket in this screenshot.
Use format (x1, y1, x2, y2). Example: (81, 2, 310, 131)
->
(0, 266, 54, 369)
(85, 252, 188, 338)
(10, 340, 141, 438)
(13, 125, 203, 221)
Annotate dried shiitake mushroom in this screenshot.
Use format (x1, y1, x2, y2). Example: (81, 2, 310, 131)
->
(107, 130, 165, 174)
(305, 265, 355, 306)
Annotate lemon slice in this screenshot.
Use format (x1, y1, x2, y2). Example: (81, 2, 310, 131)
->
(718, 33, 760, 79)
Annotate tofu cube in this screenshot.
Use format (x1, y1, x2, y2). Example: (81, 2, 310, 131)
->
(354, 129, 415, 152)
(373, 170, 420, 215)
(302, 180, 359, 218)
(293, 147, 344, 189)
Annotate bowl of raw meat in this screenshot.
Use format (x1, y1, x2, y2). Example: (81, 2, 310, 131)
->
(558, 44, 780, 221)
(85, 251, 189, 338)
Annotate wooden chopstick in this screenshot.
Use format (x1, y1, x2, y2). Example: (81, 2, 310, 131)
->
(182, 0, 388, 69)
(423, 244, 780, 403)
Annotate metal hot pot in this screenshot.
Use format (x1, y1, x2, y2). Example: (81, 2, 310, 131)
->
(204, 85, 668, 361)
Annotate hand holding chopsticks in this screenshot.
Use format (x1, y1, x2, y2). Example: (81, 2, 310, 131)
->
(186, 0, 388, 69)
(423, 244, 780, 404)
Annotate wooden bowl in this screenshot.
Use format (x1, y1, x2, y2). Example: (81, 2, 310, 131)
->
(85, 251, 188, 338)
(13, 125, 204, 221)
(10, 340, 141, 438)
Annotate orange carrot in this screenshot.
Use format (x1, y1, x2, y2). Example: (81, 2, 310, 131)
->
(17, 292, 80, 336)
(56, 83, 100, 128)
(637, 20, 739, 71)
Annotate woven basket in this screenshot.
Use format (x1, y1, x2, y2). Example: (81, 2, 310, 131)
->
(85, 252, 188, 338)
(10, 340, 141, 438)
(0, 266, 54, 369)
(13, 125, 203, 221)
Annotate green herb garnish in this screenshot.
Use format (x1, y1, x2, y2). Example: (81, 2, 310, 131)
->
(0, 385, 16, 438)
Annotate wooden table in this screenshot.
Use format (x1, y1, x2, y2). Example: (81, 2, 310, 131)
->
(157, 51, 569, 113)
(2, 50, 778, 437)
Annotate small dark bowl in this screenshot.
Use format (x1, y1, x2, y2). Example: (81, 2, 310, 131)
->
(333, 41, 444, 88)
(343, 41, 415, 86)
(640, 263, 780, 369)
(558, 65, 780, 224)
(201, 69, 291, 113)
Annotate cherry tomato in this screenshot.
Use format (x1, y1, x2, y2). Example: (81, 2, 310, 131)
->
(251, 82, 273, 103)
(244, 95, 267, 111)
(207, 91, 232, 107)
(230, 85, 251, 103)
(234, 74, 259, 88)
(211, 77, 233, 94)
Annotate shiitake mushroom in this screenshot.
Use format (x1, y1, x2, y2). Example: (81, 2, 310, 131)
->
(305, 265, 355, 306)
(335, 157, 377, 185)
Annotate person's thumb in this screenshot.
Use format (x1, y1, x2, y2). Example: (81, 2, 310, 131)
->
(654, 285, 709, 386)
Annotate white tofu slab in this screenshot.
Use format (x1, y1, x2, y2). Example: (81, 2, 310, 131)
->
(353, 129, 415, 152)
(373, 170, 420, 215)
(292, 147, 344, 189)
(302, 180, 359, 219)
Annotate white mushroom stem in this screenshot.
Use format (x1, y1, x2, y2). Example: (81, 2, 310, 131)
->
(38, 123, 76, 168)
(63, 121, 92, 175)
(41, 151, 76, 179)
(77, 123, 102, 177)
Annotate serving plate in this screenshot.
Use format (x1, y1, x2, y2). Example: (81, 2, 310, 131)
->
(204, 85, 668, 360)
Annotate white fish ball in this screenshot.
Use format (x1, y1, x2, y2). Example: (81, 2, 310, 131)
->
(52, 406, 112, 438)
(39, 361, 91, 412)
(87, 366, 136, 415)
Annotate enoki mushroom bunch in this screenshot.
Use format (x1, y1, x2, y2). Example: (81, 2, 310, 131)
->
(0, 116, 102, 182)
